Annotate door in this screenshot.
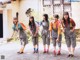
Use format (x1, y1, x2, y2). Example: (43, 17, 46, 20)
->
(0, 14, 3, 38)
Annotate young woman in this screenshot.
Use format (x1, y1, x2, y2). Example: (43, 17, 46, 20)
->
(41, 14, 50, 53)
(12, 18, 28, 54)
(62, 12, 76, 57)
(49, 15, 62, 55)
(29, 16, 39, 53)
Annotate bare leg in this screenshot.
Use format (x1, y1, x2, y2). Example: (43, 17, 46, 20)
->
(35, 44, 38, 53)
(67, 47, 72, 57)
(68, 47, 71, 54)
(18, 45, 25, 54)
(71, 47, 75, 57)
(54, 46, 56, 51)
(71, 48, 75, 54)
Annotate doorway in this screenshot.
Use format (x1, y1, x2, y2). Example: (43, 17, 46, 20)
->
(0, 14, 3, 38)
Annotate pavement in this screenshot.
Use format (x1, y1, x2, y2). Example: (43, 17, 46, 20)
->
(0, 41, 80, 60)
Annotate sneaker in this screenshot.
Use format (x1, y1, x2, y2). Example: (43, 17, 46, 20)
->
(53, 51, 56, 56)
(43, 51, 46, 53)
(57, 51, 61, 55)
(67, 54, 71, 57)
(71, 54, 74, 57)
(17, 52, 24, 54)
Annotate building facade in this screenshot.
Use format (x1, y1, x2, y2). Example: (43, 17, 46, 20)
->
(0, 0, 80, 40)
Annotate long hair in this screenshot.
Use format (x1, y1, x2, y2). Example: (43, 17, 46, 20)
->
(29, 16, 36, 28)
(43, 14, 49, 22)
(63, 12, 70, 25)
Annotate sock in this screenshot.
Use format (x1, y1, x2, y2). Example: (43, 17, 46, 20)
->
(53, 50, 56, 52)
(71, 51, 74, 55)
(37, 48, 38, 51)
(53, 47, 56, 52)
(34, 48, 36, 51)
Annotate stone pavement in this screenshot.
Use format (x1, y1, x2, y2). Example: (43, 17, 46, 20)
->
(0, 42, 80, 60)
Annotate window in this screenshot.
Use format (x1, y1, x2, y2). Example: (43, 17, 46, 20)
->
(54, 0, 61, 5)
(42, 0, 72, 16)
(64, 5, 71, 12)
(64, 0, 70, 3)
(43, 0, 51, 6)
(53, 5, 61, 13)
(53, 0, 61, 14)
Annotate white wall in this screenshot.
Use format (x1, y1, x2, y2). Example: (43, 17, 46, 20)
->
(71, 2, 80, 29)
(19, 0, 43, 25)
(3, 9, 9, 39)
(0, 1, 20, 39)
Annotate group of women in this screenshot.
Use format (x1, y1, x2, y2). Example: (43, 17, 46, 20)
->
(12, 12, 76, 57)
